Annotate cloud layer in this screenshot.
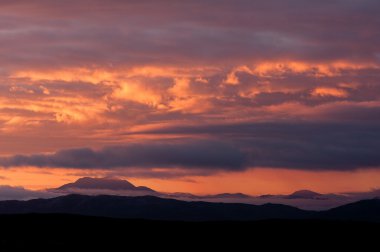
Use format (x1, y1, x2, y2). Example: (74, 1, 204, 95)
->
(0, 141, 247, 171)
(1, 120, 379, 172)
(0, 1, 379, 175)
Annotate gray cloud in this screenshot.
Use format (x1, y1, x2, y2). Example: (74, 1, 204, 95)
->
(128, 121, 380, 171)
(1, 0, 380, 70)
(1, 121, 380, 172)
(0, 140, 247, 171)
(0, 185, 57, 201)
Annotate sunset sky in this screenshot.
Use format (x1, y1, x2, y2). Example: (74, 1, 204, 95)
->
(1, 0, 380, 195)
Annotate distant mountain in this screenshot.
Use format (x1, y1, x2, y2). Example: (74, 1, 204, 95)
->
(258, 190, 346, 201)
(0, 194, 311, 221)
(286, 190, 323, 199)
(42, 178, 360, 211)
(52, 177, 252, 200)
(0, 194, 378, 222)
(56, 177, 156, 193)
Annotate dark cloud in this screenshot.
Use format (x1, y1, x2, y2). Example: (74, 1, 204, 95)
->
(0, 140, 247, 171)
(1, 121, 380, 172)
(128, 121, 380, 171)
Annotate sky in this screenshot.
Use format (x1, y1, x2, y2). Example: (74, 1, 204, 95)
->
(0, 0, 380, 195)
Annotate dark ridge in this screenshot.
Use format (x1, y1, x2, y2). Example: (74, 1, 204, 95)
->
(0, 194, 310, 221)
(321, 199, 380, 222)
(0, 194, 379, 222)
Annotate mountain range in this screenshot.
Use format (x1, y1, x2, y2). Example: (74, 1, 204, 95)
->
(52, 177, 345, 200)
(0, 194, 378, 222)
(45, 177, 360, 210)
(1, 177, 378, 211)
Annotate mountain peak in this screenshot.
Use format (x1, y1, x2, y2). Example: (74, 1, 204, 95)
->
(287, 190, 323, 199)
(57, 177, 155, 192)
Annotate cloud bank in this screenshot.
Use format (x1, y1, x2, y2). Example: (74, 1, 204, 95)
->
(0, 141, 247, 171)
(1, 120, 379, 172)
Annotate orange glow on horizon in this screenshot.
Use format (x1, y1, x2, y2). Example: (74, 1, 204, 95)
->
(1, 167, 379, 195)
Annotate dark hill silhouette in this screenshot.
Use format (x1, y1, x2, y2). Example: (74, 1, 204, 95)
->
(0, 194, 310, 221)
(321, 199, 380, 222)
(0, 194, 378, 222)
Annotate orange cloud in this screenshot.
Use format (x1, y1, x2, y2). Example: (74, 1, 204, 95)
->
(11, 66, 219, 84)
(225, 61, 379, 84)
(12, 68, 116, 85)
(254, 61, 378, 77)
(168, 78, 213, 113)
(2, 61, 379, 142)
(0, 91, 108, 127)
(9, 66, 218, 114)
(111, 81, 164, 108)
(225, 65, 254, 85)
(311, 87, 349, 98)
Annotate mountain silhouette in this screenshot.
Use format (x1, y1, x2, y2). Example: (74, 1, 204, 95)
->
(0, 194, 310, 221)
(258, 190, 345, 201)
(56, 177, 156, 192)
(0, 194, 378, 222)
(286, 190, 323, 199)
(321, 199, 380, 222)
